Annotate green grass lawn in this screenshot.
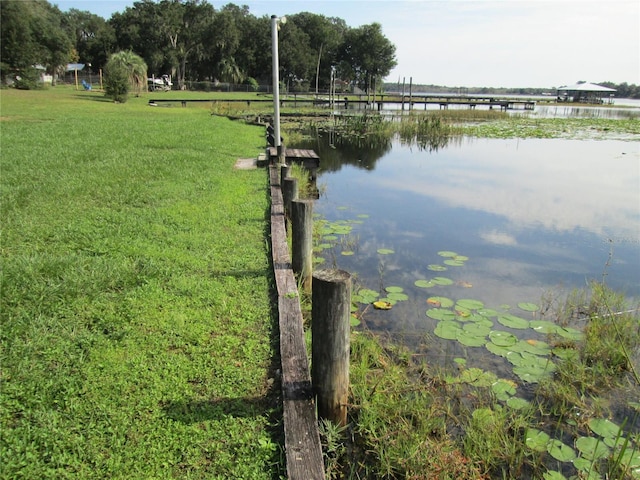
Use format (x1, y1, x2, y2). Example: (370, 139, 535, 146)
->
(1, 87, 283, 478)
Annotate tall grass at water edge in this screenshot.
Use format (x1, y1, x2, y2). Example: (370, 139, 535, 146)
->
(0, 87, 284, 478)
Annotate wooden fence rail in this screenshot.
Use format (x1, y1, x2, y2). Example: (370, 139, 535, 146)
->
(269, 165, 325, 479)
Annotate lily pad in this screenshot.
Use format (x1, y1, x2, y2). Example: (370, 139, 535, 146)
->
(492, 379, 517, 401)
(512, 362, 555, 383)
(588, 418, 622, 441)
(525, 428, 550, 452)
(551, 347, 580, 361)
(357, 214, 370, 218)
(555, 326, 584, 341)
(432, 276, 454, 286)
(511, 339, 551, 356)
(457, 368, 497, 386)
(478, 308, 499, 318)
(427, 308, 458, 321)
(427, 296, 454, 308)
(444, 259, 465, 266)
(377, 248, 394, 255)
(546, 439, 576, 462)
(356, 288, 379, 304)
(463, 323, 492, 337)
(456, 299, 485, 310)
(575, 436, 610, 460)
(437, 251, 458, 258)
(486, 342, 511, 358)
(619, 446, 640, 470)
(489, 330, 518, 347)
(377, 297, 397, 306)
(385, 286, 404, 293)
(572, 458, 600, 479)
(434, 320, 462, 340)
(341, 250, 355, 256)
(543, 472, 567, 480)
(530, 320, 559, 334)
(456, 328, 488, 347)
(350, 315, 361, 327)
(427, 264, 448, 271)
(415, 279, 435, 288)
(387, 292, 409, 301)
(518, 302, 540, 312)
(506, 397, 531, 410)
(498, 314, 530, 329)
(373, 301, 393, 310)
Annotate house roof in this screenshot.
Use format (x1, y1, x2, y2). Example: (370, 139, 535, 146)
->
(66, 63, 86, 72)
(557, 82, 616, 92)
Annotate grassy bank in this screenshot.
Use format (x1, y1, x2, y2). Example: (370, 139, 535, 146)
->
(1, 87, 283, 478)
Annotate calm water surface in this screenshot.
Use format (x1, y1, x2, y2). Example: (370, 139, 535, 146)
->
(302, 134, 640, 336)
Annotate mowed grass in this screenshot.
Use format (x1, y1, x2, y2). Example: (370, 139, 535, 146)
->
(0, 87, 283, 478)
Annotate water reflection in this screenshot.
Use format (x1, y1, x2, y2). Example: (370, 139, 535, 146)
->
(309, 134, 640, 310)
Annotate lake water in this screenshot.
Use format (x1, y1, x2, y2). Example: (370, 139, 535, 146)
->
(297, 132, 640, 338)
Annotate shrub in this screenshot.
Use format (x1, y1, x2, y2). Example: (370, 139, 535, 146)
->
(103, 60, 129, 102)
(244, 77, 259, 92)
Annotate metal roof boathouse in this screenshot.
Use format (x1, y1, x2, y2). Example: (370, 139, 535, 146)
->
(556, 82, 617, 104)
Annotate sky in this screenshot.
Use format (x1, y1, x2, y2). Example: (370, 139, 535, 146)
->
(53, 0, 640, 88)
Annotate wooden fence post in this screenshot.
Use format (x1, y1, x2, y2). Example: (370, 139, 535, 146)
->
(280, 164, 290, 186)
(282, 177, 298, 221)
(291, 199, 314, 293)
(312, 269, 351, 427)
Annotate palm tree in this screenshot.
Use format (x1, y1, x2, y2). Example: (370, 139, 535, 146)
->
(217, 57, 244, 85)
(107, 50, 148, 95)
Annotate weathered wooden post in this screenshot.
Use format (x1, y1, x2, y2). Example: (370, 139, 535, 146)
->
(312, 269, 351, 427)
(291, 199, 314, 293)
(280, 164, 290, 187)
(282, 176, 298, 221)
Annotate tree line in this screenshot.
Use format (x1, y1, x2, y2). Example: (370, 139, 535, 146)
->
(0, 0, 397, 92)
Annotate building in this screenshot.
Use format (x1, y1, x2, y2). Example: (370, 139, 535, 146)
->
(556, 82, 617, 104)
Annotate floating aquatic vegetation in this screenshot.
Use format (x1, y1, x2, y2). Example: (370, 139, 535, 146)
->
(491, 379, 517, 401)
(498, 313, 530, 329)
(427, 296, 454, 308)
(433, 319, 462, 339)
(518, 302, 540, 312)
(506, 397, 531, 410)
(526, 428, 551, 452)
(428, 264, 448, 272)
(377, 248, 394, 255)
(489, 330, 518, 347)
(575, 436, 610, 461)
(415, 279, 435, 288)
(456, 299, 485, 310)
(373, 301, 393, 310)
(546, 439, 576, 462)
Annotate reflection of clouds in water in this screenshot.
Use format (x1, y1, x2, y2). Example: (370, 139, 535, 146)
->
(376, 138, 640, 238)
(480, 229, 518, 246)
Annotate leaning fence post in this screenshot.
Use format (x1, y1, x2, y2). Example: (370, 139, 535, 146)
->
(312, 269, 351, 427)
(282, 177, 298, 222)
(291, 199, 314, 293)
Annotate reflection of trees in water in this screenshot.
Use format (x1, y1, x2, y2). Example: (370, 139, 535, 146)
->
(289, 114, 464, 173)
(294, 129, 393, 173)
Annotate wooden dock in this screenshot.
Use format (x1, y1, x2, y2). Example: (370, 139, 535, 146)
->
(269, 165, 325, 479)
(149, 94, 536, 111)
(267, 147, 319, 167)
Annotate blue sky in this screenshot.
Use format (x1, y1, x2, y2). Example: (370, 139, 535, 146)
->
(53, 0, 639, 88)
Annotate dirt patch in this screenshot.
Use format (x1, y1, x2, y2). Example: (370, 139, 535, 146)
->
(234, 158, 257, 170)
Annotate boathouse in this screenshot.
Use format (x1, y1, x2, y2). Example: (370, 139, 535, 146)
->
(556, 82, 616, 104)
